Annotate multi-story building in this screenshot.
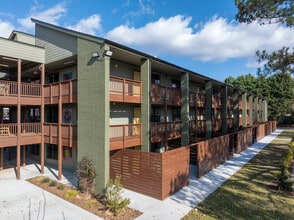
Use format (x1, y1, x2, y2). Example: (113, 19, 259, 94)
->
(0, 19, 270, 195)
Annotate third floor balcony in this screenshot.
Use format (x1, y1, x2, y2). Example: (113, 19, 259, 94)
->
(151, 84, 181, 106)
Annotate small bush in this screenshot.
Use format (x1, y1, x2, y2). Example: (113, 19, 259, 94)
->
(278, 141, 294, 191)
(83, 199, 98, 208)
(77, 156, 96, 194)
(64, 190, 79, 199)
(103, 176, 130, 216)
(49, 180, 57, 187)
(41, 177, 50, 184)
(57, 185, 64, 190)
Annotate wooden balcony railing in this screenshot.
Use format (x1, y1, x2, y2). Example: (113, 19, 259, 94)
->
(0, 80, 41, 97)
(44, 79, 77, 104)
(213, 119, 222, 132)
(43, 123, 77, 147)
(150, 84, 181, 106)
(190, 92, 206, 107)
(212, 95, 221, 108)
(110, 76, 142, 103)
(151, 121, 182, 142)
(109, 124, 142, 150)
(189, 120, 206, 136)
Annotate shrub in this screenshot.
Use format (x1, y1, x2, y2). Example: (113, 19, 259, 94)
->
(49, 180, 57, 187)
(57, 185, 64, 190)
(64, 190, 79, 199)
(278, 141, 294, 191)
(103, 176, 130, 216)
(40, 177, 50, 183)
(77, 156, 96, 194)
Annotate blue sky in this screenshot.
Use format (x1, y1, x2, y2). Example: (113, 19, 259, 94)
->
(0, 0, 293, 82)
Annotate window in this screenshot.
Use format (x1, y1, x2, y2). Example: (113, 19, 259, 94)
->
(45, 105, 58, 123)
(151, 74, 160, 85)
(171, 79, 180, 88)
(172, 107, 181, 121)
(47, 144, 58, 160)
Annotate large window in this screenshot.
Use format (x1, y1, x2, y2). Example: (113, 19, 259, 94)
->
(47, 144, 58, 160)
(151, 107, 161, 122)
(151, 74, 160, 85)
(45, 105, 58, 123)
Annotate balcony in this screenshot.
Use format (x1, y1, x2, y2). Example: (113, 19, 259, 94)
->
(190, 92, 206, 107)
(43, 123, 77, 147)
(110, 76, 142, 103)
(150, 121, 182, 142)
(151, 84, 181, 106)
(189, 120, 206, 136)
(0, 80, 42, 105)
(44, 79, 77, 104)
(227, 118, 234, 130)
(213, 118, 222, 132)
(0, 123, 41, 147)
(109, 124, 142, 150)
(212, 95, 221, 108)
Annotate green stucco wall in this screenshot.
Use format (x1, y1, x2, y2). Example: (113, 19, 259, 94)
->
(77, 38, 110, 194)
(140, 58, 150, 151)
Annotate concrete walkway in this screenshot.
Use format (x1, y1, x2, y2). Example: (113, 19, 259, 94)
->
(0, 129, 286, 220)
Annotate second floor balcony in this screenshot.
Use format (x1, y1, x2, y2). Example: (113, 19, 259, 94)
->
(109, 124, 142, 150)
(110, 76, 142, 104)
(0, 123, 41, 147)
(150, 121, 182, 142)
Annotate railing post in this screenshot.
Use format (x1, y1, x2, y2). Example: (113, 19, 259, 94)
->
(123, 125, 126, 149)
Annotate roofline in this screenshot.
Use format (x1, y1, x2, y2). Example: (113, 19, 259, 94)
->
(31, 18, 104, 44)
(8, 30, 35, 40)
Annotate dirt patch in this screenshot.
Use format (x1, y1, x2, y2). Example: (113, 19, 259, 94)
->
(27, 176, 142, 220)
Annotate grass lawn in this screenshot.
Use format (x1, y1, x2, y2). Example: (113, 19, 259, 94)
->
(183, 129, 294, 220)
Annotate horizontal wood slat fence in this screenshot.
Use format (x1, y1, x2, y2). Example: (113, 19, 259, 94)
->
(110, 146, 189, 200)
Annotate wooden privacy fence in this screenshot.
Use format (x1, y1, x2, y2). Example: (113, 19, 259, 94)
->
(110, 146, 189, 200)
(191, 135, 230, 178)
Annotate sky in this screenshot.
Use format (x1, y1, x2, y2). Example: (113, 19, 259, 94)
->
(0, 0, 293, 82)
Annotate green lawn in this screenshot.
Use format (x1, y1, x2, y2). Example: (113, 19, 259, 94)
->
(183, 129, 294, 220)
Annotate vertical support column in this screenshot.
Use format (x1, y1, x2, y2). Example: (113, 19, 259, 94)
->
(40, 64, 45, 174)
(0, 148, 3, 170)
(249, 95, 253, 126)
(263, 100, 268, 122)
(242, 93, 247, 128)
(17, 58, 21, 179)
(58, 83, 62, 180)
(232, 89, 239, 131)
(181, 72, 189, 146)
(205, 80, 212, 139)
(259, 99, 263, 123)
(254, 97, 259, 124)
(140, 58, 151, 151)
(221, 86, 227, 134)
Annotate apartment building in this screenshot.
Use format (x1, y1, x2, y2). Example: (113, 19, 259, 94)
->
(0, 19, 270, 195)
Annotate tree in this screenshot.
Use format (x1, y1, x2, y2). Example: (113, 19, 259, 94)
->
(235, 0, 294, 77)
(235, 0, 294, 27)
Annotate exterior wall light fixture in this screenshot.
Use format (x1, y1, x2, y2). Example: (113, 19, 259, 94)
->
(92, 51, 99, 58)
(104, 50, 113, 57)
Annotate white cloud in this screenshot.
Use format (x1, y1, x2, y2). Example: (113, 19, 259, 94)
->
(17, 3, 67, 31)
(66, 14, 102, 35)
(106, 15, 294, 62)
(0, 20, 14, 38)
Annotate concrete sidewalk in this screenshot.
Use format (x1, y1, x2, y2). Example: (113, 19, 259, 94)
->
(123, 129, 283, 220)
(0, 129, 284, 220)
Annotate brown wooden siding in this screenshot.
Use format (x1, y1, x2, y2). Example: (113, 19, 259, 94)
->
(109, 76, 142, 103)
(110, 146, 189, 200)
